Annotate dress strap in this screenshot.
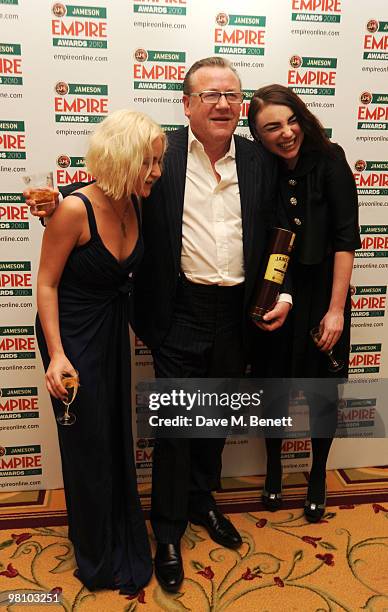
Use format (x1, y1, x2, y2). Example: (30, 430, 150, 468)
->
(71, 192, 98, 239)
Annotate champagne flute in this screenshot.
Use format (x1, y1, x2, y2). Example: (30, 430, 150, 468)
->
(22, 171, 56, 214)
(56, 371, 79, 426)
(310, 326, 344, 373)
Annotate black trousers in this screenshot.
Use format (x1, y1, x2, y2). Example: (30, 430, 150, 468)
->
(151, 276, 246, 543)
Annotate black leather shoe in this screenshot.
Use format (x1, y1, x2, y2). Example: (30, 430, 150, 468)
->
(190, 509, 242, 549)
(304, 498, 326, 523)
(304, 483, 327, 523)
(154, 543, 184, 593)
(262, 487, 283, 512)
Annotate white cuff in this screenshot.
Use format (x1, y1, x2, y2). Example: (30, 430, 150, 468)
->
(277, 293, 293, 307)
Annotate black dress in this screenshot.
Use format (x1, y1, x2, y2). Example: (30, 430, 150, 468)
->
(251, 142, 361, 434)
(253, 142, 361, 379)
(35, 192, 152, 595)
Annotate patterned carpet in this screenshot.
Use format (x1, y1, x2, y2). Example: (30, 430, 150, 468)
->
(0, 467, 387, 611)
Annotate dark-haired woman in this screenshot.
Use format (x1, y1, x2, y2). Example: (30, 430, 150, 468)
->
(248, 85, 360, 521)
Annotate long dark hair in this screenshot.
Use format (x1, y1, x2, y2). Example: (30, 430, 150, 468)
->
(247, 84, 332, 154)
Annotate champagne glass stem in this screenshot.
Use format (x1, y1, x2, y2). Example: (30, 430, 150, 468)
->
(327, 350, 344, 372)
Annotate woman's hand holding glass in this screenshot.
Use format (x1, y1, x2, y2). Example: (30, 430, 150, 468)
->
(315, 309, 344, 353)
(45, 353, 78, 401)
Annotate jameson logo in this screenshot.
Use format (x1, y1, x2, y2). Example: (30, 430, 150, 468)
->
(214, 13, 266, 56)
(0, 326, 35, 360)
(133, 49, 185, 91)
(338, 398, 376, 431)
(0, 121, 25, 160)
(0, 445, 42, 477)
(291, 0, 341, 23)
(356, 226, 388, 259)
(354, 159, 388, 195)
(0, 387, 39, 420)
(0, 262, 32, 296)
(161, 124, 184, 132)
(288, 55, 337, 95)
(56, 153, 84, 168)
(363, 19, 388, 61)
(0, 193, 29, 230)
(0, 43, 22, 86)
(281, 439, 311, 460)
(54, 81, 108, 124)
(56, 153, 92, 185)
(351, 285, 386, 318)
(51, 3, 108, 49)
(133, 0, 186, 16)
(357, 91, 388, 131)
(349, 343, 381, 375)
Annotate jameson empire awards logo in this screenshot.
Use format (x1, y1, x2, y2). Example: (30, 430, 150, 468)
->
(0, 387, 39, 421)
(133, 0, 186, 15)
(291, 0, 341, 23)
(288, 55, 337, 95)
(214, 13, 266, 56)
(0, 193, 29, 230)
(0, 43, 22, 86)
(0, 121, 25, 160)
(357, 226, 388, 259)
(135, 438, 154, 470)
(55, 153, 93, 185)
(0, 262, 32, 296)
(349, 344, 382, 375)
(51, 3, 108, 48)
(237, 90, 255, 128)
(337, 398, 376, 435)
(133, 49, 185, 90)
(363, 19, 388, 61)
(0, 326, 35, 360)
(134, 336, 151, 357)
(54, 81, 108, 124)
(0, 445, 42, 477)
(351, 286, 386, 318)
(281, 439, 311, 461)
(354, 159, 388, 195)
(357, 91, 388, 131)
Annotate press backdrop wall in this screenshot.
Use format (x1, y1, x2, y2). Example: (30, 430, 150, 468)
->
(0, 0, 387, 491)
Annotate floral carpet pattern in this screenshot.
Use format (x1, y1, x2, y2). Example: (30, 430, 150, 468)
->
(0, 501, 387, 611)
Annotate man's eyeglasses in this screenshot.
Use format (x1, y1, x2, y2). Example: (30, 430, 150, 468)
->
(189, 91, 243, 104)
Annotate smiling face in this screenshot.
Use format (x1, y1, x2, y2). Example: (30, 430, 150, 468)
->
(134, 136, 164, 197)
(254, 103, 304, 168)
(183, 66, 241, 150)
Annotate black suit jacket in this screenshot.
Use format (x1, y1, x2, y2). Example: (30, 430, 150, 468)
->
(133, 127, 279, 351)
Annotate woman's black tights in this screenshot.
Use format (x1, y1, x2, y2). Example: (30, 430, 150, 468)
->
(264, 437, 333, 504)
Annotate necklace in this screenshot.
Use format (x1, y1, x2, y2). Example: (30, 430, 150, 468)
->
(109, 200, 131, 237)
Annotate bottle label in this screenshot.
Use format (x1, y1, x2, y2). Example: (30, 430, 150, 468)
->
(264, 254, 290, 285)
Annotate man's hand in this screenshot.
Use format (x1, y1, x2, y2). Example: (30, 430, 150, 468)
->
(23, 188, 59, 218)
(254, 301, 291, 332)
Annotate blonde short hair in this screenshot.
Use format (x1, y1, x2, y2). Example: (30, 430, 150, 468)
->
(86, 109, 166, 200)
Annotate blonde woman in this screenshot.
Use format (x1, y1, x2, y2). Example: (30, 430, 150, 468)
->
(36, 109, 166, 594)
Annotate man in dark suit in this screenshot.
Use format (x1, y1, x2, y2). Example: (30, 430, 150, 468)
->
(26, 56, 291, 593)
(134, 57, 291, 592)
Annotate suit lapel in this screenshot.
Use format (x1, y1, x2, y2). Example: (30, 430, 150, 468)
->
(235, 136, 260, 269)
(163, 128, 188, 272)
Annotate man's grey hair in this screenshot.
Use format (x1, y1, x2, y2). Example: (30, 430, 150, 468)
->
(182, 56, 242, 95)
